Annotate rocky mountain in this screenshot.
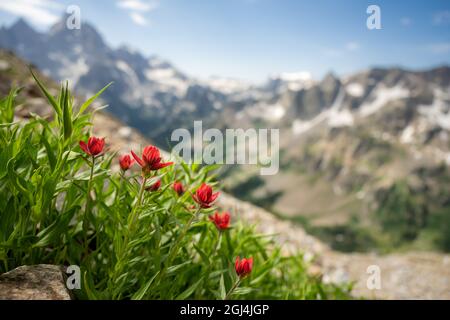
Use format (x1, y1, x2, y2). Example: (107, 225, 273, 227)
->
(221, 67, 450, 253)
(0, 17, 230, 144)
(1, 17, 449, 253)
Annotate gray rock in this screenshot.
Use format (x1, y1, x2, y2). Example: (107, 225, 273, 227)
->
(0, 264, 73, 300)
(0, 59, 9, 71)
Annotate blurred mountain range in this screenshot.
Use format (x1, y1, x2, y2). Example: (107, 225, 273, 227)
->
(1, 17, 449, 252)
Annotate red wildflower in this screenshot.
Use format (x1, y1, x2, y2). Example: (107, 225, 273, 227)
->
(79, 136, 105, 157)
(146, 179, 161, 192)
(209, 211, 231, 231)
(173, 181, 185, 196)
(131, 145, 173, 173)
(119, 154, 134, 171)
(192, 183, 220, 208)
(235, 257, 253, 278)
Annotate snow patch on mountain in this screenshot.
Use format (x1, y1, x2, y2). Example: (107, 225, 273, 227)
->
(327, 88, 354, 127)
(237, 102, 286, 122)
(328, 109, 354, 127)
(116, 60, 139, 83)
(277, 71, 312, 82)
(145, 67, 189, 96)
(206, 77, 252, 95)
(269, 71, 314, 91)
(400, 125, 415, 144)
(418, 93, 450, 131)
(55, 56, 89, 87)
(292, 119, 314, 135)
(359, 84, 410, 117)
(292, 88, 354, 134)
(345, 83, 364, 97)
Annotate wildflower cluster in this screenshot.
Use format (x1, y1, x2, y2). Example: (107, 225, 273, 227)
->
(82, 137, 253, 296)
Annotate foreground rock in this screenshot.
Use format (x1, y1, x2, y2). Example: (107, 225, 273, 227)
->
(0, 265, 72, 300)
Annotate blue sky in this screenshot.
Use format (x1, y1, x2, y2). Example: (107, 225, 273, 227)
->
(0, 0, 449, 82)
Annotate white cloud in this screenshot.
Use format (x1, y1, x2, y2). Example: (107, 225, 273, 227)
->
(116, 0, 158, 26)
(117, 0, 158, 12)
(0, 0, 63, 26)
(426, 43, 450, 54)
(433, 10, 450, 25)
(129, 12, 148, 26)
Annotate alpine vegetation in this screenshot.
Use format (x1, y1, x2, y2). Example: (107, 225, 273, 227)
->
(0, 73, 351, 300)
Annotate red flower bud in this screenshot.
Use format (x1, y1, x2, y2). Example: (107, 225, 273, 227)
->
(235, 257, 253, 278)
(131, 145, 173, 173)
(79, 136, 105, 157)
(209, 211, 230, 231)
(119, 154, 134, 171)
(146, 179, 161, 192)
(173, 181, 185, 196)
(192, 183, 220, 208)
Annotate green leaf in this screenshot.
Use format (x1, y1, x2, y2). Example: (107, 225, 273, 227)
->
(41, 129, 56, 170)
(131, 271, 160, 300)
(33, 221, 58, 248)
(193, 244, 210, 265)
(219, 274, 226, 300)
(233, 287, 253, 295)
(83, 271, 99, 300)
(30, 68, 62, 119)
(179, 161, 192, 180)
(62, 82, 73, 140)
(2, 87, 21, 123)
(167, 261, 191, 274)
(76, 82, 112, 118)
(176, 277, 203, 300)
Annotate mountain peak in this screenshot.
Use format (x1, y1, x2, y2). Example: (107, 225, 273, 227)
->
(45, 15, 108, 55)
(48, 15, 102, 40)
(9, 18, 36, 35)
(266, 71, 314, 91)
(321, 71, 339, 85)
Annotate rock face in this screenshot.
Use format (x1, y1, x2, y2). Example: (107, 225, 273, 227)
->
(0, 265, 72, 300)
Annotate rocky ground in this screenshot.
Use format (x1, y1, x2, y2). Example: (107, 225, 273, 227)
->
(0, 265, 72, 300)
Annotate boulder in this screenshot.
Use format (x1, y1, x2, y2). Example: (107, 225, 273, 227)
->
(0, 264, 73, 300)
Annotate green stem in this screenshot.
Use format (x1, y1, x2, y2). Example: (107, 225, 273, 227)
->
(203, 231, 223, 295)
(156, 206, 201, 290)
(116, 170, 125, 202)
(129, 176, 147, 231)
(224, 278, 241, 300)
(167, 206, 201, 265)
(83, 156, 95, 259)
(213, 231, 223, 256)
(110, 175, 147, 298)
